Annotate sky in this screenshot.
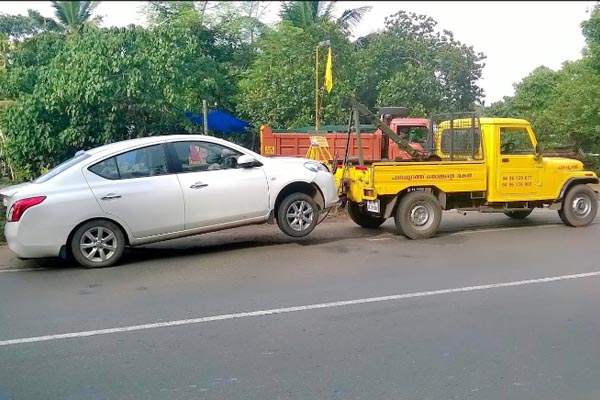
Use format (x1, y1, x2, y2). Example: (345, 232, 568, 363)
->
(1, 1, 596, 104)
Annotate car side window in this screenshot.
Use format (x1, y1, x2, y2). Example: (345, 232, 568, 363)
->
(116, 145, 168, 179)
(500, 127, 534, 155)
(172, 141, 243, 173)
(89, 157, 120, 180)
(88, 144, 168, 180)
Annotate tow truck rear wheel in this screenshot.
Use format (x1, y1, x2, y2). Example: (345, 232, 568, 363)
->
(558, 184, 598, 227)
(347, 201, 386, 229)
(395, 191, 442, 239)
(504, 209, 533, 219)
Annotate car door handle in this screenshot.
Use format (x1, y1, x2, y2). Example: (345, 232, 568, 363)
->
(101, 193, 122, 200)
(190, 182, 208, 189)
(502, 158, 509, 163)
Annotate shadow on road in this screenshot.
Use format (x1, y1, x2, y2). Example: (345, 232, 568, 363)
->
(5, 211, 580, 271)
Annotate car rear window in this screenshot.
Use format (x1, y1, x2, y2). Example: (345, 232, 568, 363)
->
(34, 152, 91, 184)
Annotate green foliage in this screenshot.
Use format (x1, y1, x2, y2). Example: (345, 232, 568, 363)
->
(0, 25, 230, 178)
(279, 1, 371, 34)
(237, 21, 356, 129)
(144, 1, 205, 26)
(0, 33, 65, 98)
(51, 1, 103, 33)
(540, 61, 600, 153)
(582, 2, 600, 71)
(0, 9, 59, 41)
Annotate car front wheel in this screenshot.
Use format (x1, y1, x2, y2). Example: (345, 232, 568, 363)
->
(277, 193, 319, 237)
(70, 220, 126, 268)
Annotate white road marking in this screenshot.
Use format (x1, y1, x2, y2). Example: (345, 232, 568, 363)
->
(1, 270, 599, 347)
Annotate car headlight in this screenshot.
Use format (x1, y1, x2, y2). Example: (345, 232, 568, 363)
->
(304, 161, 330, 173)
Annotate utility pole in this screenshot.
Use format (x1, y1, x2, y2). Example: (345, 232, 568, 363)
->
(202, 99, 208, 135)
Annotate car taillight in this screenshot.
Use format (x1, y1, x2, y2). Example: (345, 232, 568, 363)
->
(8, 196, 46, 222)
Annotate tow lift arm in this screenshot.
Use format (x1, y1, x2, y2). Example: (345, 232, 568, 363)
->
(342, 97, 425, 161)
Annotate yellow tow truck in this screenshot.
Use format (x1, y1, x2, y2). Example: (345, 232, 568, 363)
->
(334, 98, 599, 239)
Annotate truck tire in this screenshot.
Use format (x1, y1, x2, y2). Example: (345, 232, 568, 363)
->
(394, 191, 442, 239)
(70, 219, 126, 268)
(347, 201, 386, 229)
(558, 184, 598, 227)
(277, 192, 319, 237)
(504, 209, 533, 219)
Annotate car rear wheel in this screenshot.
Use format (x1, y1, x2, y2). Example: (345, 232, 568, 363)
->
(558, 184, 598, 227)
(347, 201, 386, 229)
(71, 220, 126, 268)
(277, 193, 319, 237)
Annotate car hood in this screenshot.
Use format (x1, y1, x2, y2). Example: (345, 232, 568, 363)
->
(265, 156, 315, 165)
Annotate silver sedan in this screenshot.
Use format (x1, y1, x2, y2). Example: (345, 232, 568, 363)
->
(1, 135, 339, 268)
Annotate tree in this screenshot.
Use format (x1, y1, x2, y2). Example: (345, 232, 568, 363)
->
(582, 2, 600, 71)
(279, 1, 371, 34)
(51, 1, 103, 34)
(237, 20, 356, 129)
(0, 10, 60, 41)
(143, 1, 232, 27)
(356, 11, 485, 115)
(0, 25, 230, 178)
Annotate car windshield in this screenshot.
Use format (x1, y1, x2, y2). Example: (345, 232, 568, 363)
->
(33, 152, 91, 184)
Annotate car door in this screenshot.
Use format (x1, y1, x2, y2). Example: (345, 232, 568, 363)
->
(168, 140, 270, 230)
(83, 143, 185, 238)
(495, 125, 541, 197)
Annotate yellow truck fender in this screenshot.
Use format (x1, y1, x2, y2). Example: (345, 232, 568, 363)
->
(382, 187, 447, 219)
(548, 177, 600, 210)
(558, 177, 599, 201)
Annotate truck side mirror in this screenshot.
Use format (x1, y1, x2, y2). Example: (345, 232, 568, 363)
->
(534, 143, 542, 159)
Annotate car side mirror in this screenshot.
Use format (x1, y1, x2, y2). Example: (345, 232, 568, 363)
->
(238, 154, 263, 168)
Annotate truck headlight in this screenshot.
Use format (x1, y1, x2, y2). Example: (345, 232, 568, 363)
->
(304, 161, 330, 173)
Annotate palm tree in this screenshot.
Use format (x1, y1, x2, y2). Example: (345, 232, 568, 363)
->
(51, 1, 103, 34)
(279, 1, 371, 34)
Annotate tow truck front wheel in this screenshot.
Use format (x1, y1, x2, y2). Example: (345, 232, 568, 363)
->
(347, 201, 386, 229)
(558, 184, 598, 227)
(395, 191, 442, 239)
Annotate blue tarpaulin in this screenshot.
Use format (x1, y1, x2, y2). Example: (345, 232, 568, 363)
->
(185, 110, 251, 134)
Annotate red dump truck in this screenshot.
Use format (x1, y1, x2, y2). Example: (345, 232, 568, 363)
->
(260, 116, 429, 162)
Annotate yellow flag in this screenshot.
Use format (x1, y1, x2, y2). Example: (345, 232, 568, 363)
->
(324, 47, 333, 93)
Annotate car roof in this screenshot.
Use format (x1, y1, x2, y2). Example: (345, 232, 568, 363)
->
(84, 134, 235, 159)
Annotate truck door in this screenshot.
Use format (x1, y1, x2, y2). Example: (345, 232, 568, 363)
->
(495, 126, 541, 197)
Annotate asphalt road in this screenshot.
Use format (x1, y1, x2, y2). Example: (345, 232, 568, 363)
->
(1, 209, 600, 399)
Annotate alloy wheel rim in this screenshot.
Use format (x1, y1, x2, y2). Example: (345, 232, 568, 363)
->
(286, 200, 314, 232)
(80, 226, 118, 263)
